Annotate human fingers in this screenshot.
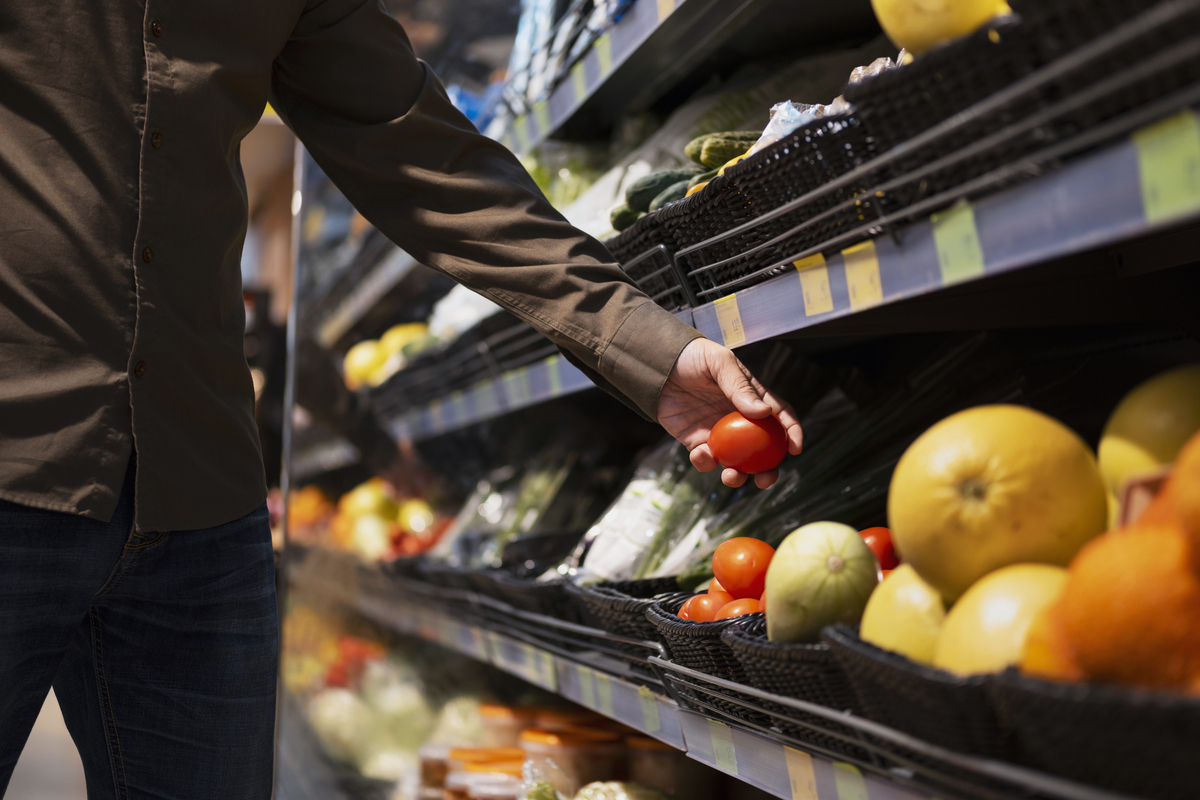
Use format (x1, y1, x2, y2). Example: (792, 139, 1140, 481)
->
(721, 467, 748, 488)
(689, 443, 719, 473)
(709, 345, 770, 418)
(754, 469, 779, 489)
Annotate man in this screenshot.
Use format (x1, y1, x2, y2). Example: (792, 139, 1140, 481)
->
(0, 1, 802, 796)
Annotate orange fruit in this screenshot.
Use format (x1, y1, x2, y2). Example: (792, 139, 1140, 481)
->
(1019, 602, 1083, 682)
(1058, 522, 1200, 690)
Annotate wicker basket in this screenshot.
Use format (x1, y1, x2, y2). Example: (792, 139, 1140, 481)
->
(488, 572, 580, 623)
(990, 669, 1200, 800)
(566, 578, 686, 644)
(822, 624, 1016, 760)
(644, 595, 746, 681)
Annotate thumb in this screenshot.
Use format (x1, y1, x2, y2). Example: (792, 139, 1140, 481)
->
(711, 347, 770, 418)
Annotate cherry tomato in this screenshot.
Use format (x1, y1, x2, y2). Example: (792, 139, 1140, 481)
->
(716, 598, 762, 619)
(687, 591, 734, 622)
(859, 527, 899, 570)
(708, 411, 788, 474)
(709, 578, 726, 594)
(712, 538, 776, 599)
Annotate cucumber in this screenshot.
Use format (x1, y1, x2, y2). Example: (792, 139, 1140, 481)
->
(685, 131, 761, 168)
(626, 168, 703, 213)
(648, 180, 690, 212)
(610, 204, 640, 232)
(687, 168, 718, 190)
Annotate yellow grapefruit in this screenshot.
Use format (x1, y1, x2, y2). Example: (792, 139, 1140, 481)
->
(934, 563, 1067, 676)
(1098, 364, 1200, 495)
(860, 564, 945, 664)
(870, 0, 1011, 55)
(888, 405, 1107, 601)
(343, 339, 386, 390)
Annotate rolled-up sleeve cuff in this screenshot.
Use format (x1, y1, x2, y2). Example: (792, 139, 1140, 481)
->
(597, 301, 704, 421)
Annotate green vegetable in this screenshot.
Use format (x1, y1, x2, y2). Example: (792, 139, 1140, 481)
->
(687, 168, 718, 190)
(684, 131, 760, 167)
(525, 780, 564, 800)
(610, 204, 640, 232)
(648, 180, 690, 212)
(626, 169, 702, 212)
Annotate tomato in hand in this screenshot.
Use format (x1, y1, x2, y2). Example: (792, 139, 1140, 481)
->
(708, 578, 726, 594)
(859, 527, 899, 570)
(715, 598, 762, 619)
(712, 538, 775, 599)
(686, 591, 734, 622)
(708, 411, 788, 474)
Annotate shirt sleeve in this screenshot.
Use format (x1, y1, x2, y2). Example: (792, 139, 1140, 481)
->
(268, 0, 702, 421)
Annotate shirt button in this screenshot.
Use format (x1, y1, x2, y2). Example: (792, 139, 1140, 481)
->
(151, 20, 162, 37)
(142, 247, 153, 263)
(134, 362, 147, 378)
(151, 132, 162, 149)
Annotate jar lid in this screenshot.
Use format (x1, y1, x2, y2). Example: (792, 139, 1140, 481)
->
(520, 728, 622, 747)
(465, 761, 524, 776)
(626, 735, 675, 751)
(449, 747, 525, 763)
(479, 704, 539, 720)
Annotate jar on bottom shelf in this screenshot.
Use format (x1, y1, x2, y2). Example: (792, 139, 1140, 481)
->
(444, 771, 480, 800)
(519, 728, 626, 797)
(419, 744, 453, 791)
(627, 735, 716, 800)
(469, 778, 521, 800)
(479, 704, 540, 747)
(448, 747, 525, 774)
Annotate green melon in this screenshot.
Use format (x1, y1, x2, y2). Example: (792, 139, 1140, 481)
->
(765, 521, 879, 643)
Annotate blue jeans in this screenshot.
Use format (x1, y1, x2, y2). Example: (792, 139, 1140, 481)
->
(0, 458, 278, 799)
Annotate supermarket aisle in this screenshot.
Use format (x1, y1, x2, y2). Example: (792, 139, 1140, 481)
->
(4, 691, 86, 800)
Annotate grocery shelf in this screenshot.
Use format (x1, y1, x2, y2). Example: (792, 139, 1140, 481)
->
(383, 309, 695, 443)
(690, 106, 1200, 349)
(498, 0, 876, 153)
(290, 436, 360, 482)
(315, 248, 420, 349)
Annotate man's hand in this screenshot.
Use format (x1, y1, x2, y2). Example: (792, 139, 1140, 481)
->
(657, 338, 803, 489)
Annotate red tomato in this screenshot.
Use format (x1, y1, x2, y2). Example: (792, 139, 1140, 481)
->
(677, 596, 696, 620)
(687, 591, 734, 622)
(859, 527, 899, 570)
(715, 598, 762, 619)
(760, 589, 767, 615)
(708, 578, 726, 594)
(712, 538, 776, 599)
(708, 412, 788, 474)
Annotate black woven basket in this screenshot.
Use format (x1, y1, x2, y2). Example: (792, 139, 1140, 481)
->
(603, 207, 675, 266)
(419, 561, 478, 592)
(645, 595, 746, 681)
(721, 615, 869, 760)
(488, 572, 580, 623)
(990, 670, 1200, 800)
(822, 624, 1016, 760)
(566, 578, 687, 644)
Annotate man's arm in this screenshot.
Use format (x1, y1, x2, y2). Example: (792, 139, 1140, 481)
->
(269, 0, 800, 485)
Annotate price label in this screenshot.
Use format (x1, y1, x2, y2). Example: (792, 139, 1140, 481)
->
(708, 720, 738, 775)
(429, 398, 445, 432)
(713, 294, 746, 347)
(842, 240, 883, 310)
(784, 747, 818, 800)
(794, 254, 833, 316)
(637, 686, 660, 733)
(831, 763, 867, 800)
(595, 672, 614, 716)
(506, 368, 532, 406)
(578, 666, 596, 708)
(545, 356, 563, 395)
(540, 650, 558, 690)
(595, 34, 613, 77)
(931, 201, 985, 285)
(476, 383, 498, 417)
(657, 0, 676, 20)
(451, 391, 467, 424)
(571, 62, 588, 103)
(534, 102, 551, 137)
(1134, 110, 1200, 224)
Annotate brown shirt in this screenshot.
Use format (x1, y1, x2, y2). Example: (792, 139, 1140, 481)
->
(0, 0, 701, 531)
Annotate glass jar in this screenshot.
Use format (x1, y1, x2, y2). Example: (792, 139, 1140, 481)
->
(419, 743, 453, 791)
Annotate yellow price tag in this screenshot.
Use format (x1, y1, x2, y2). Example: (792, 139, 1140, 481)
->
(708, 720, 737, 774)
(595, 34, 613, 76)
(571, 63, 588, 103)
(713, 294, 746, 347)
(842, 240, 883, 310)
(540, 651, 557, 690)
(637, 686, 660, 733)
(578, 666, 596, 708)
(783, 747, 818, 800)
(534, 102, 551, 136)
(1134, 110, 1200, 224)
(832, 763, 867, 800)
(656, 0, 676, 20)
(794, 254, 833, 316)
(545, 356, 563, 395)
(595, 672, 614, 716)
(931, 201, 985, 285)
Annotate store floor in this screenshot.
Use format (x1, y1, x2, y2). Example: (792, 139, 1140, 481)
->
(5, 691, 86, 800)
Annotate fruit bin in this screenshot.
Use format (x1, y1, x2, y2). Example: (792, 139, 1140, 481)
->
(665, 0, 1200, 303)
(565, 578, 689, 652)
